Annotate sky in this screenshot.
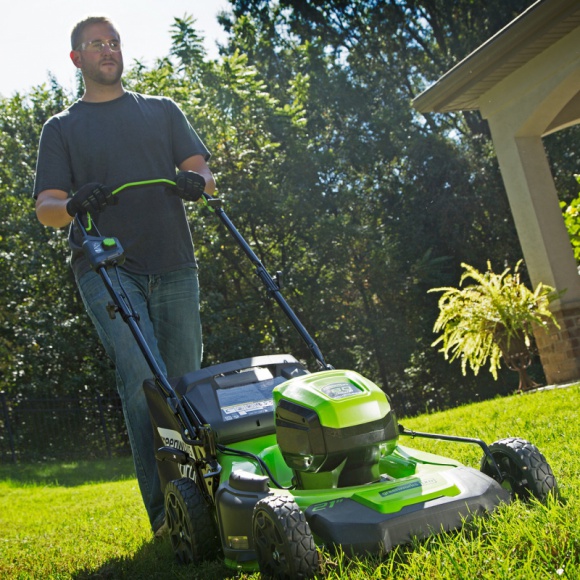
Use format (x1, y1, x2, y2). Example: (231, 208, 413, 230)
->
(0, 0, 231, 97)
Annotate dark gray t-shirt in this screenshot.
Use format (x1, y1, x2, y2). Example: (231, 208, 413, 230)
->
(33, 91, 210, 279)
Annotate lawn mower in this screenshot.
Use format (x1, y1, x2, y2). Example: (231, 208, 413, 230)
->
(77, 177, 558, 578)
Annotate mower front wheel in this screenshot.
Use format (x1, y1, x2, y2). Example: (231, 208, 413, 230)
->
(165, 477, 220, 564)
(252, 494, 318, 579)
(480, 437, 558, 502)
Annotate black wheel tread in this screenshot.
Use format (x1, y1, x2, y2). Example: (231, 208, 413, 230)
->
(253, 494, 318, 579)
(165, 477, 220, 564)
(481, 437, 558, 502)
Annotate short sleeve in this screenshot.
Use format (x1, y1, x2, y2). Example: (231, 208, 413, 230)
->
(166, 99, 211, 167)
(33, 119, 74, 199)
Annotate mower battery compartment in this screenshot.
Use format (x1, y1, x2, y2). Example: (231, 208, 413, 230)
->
(273, 369, 399, 488)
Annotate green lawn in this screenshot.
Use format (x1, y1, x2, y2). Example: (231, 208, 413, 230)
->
(1, 385, 579, 579)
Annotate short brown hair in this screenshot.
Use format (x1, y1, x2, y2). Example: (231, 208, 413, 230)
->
(71, 16, 120, 50)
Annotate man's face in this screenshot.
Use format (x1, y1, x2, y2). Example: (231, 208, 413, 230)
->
(71, 22, 124, 87)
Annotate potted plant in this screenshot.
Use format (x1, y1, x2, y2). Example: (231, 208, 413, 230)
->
(429, 261, 561, 392)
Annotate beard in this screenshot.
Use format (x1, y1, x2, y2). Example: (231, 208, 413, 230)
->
(83, 56, 124, 87)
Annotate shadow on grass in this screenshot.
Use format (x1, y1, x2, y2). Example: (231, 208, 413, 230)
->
(0, 457, 136, 486)
(72, 536, 245, 580)
(70, 536, 392, 580)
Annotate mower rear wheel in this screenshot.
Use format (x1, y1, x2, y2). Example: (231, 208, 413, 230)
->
(165, 477, 220, 564)
(252, 495, 318, 579)
(480, 437, 558, 502)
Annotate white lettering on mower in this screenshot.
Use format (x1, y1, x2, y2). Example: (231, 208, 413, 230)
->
(157, 427, 196, 480)
(379, 480, 422, 497)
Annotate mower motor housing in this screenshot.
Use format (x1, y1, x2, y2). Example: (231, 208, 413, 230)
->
(273, 369, 399, 488)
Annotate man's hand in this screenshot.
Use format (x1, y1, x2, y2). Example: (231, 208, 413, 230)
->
(174, 171, 206, 202)
(66, 183, 116, 216)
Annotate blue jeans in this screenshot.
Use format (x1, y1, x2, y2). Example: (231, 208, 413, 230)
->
(77, 266, 202, 530)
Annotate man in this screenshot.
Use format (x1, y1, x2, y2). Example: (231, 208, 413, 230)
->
(33, 15, 215, 535)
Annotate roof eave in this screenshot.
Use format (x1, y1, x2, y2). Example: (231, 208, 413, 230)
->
(413, 0, 579, 113)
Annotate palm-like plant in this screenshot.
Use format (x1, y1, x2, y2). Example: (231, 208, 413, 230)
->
(429, 261, 561, 392)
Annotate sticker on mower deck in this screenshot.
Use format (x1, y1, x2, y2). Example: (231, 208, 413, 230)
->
(379, 480, 422, 497)
(157, 427, 195, 457)
(321, 382, 360, 399)
(217, 376, 287, 421)
(156, 427, 196, 479)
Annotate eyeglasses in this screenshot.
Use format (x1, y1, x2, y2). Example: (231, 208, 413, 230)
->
(76, 39, 122, 53)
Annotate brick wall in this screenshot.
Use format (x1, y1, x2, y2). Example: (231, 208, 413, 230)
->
(534, 304, 580, 385)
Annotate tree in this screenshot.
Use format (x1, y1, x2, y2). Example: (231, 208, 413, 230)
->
(559, 175, 580, 263)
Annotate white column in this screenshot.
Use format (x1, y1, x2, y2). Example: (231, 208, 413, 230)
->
(486, 129, 580, 307)
(479, 25, 580, 306)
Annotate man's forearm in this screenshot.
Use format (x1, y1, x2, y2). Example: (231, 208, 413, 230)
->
(35, 191, 73, 228)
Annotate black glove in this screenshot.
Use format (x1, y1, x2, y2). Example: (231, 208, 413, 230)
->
(66, 183, 116, 216)
(174, 171, 206, 202)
